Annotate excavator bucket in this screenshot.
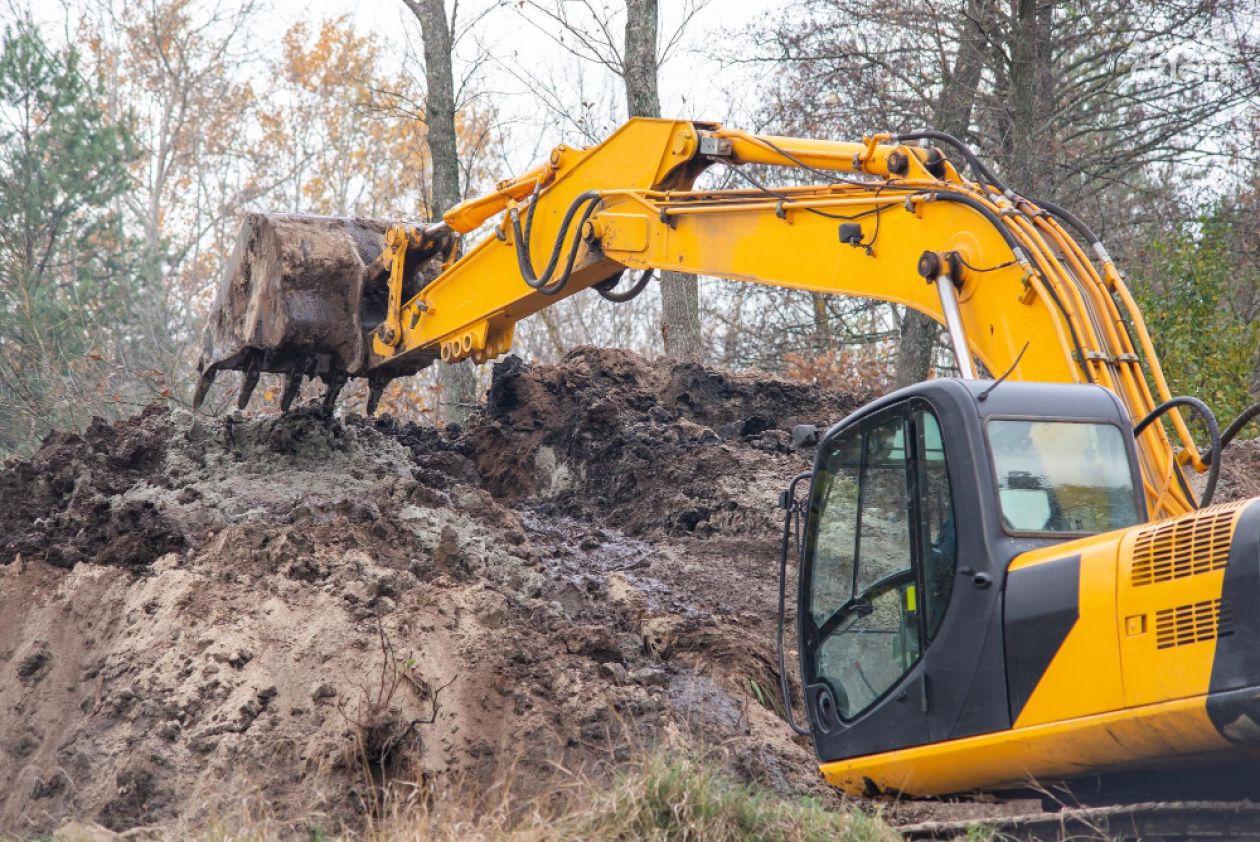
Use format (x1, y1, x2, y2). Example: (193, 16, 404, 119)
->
(193, 213, 454, 413)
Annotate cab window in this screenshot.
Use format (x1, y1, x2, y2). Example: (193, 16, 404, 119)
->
(805, 406, 955, 720)
(808, 434, 861, 627)
(988, 419, 1139, 534)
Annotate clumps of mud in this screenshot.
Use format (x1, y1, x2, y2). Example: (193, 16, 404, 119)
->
(1, 406, 185, 569)
(0, 347, 848, 837)
(461, 347, 869, 535)
(1212, 439, 1260, 504)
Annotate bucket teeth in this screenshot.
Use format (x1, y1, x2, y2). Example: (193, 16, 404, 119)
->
(192, 369, 217, 411)
(237, 357, 261, 410)
(321, 373, 347, 416)
(280, 372, 303, 412)
(366, 378, 386, 416)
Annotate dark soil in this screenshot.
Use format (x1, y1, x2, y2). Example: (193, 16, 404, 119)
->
(460, 347, 869, 534)
(1, 406, 185, 569)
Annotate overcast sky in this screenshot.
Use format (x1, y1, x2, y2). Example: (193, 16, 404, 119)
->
(287, 0, 789, 170)
(16, 0, 790, 181)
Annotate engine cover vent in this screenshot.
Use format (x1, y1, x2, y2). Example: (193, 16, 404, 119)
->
(1131, 502, 1243, 587)
(1155, 598, 1233, 649)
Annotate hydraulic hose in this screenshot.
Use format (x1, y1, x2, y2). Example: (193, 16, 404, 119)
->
(1191, 401, 1260, 473)
(777, 472, 813, 737)
(896, 130, 1009, 195)
(930, 191, 1094, 384)
(898, 129, 1131, 393)
(508, 190, 603, 295)
(1033, 197, 1099, 248)
(1134, 396, 1221, 508)
(1220, 402, 1260, 451)
(595, 268, 655, 303)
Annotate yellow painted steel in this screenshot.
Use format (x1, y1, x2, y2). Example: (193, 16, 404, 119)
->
(819, 503, 1249, 797)
(594, 188, 1077, 387)
(1117, 501, 1250, 708)
(369, 119, 704, 372)
(1006, 534, 1126, 729)
(818, 694, 1229, 797)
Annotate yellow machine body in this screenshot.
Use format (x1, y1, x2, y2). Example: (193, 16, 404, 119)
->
(819, 499, 1259, 796)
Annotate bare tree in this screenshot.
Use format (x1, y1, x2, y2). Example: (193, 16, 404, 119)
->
(517, 0, 708, 362)
(82, 0, 274, 397)
(402, 0, 480, 425)
(623, 0, 702, 361)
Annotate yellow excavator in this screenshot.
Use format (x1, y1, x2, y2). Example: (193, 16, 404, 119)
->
(193, 118, 1260, 798)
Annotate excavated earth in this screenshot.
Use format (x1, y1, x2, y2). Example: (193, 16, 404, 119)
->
(0, 347, 879, 838)
(7, 347, 1259, 839)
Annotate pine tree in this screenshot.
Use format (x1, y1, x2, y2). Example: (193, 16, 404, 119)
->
(0, 16, 145, 454)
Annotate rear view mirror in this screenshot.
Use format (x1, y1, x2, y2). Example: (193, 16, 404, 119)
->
(1000, 488, 1052, 531)
(793, 424, 820, 448)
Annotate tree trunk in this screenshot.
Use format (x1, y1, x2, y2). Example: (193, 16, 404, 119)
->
(404, 0, 478, 424)
(893, 310, 940, 389)
(1002, 0, 1055, 198)
(811, 293, 833, 354)
(623, 0, 703, 362)
(894, 0, 987, 387)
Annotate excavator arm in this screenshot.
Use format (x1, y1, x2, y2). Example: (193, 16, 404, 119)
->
(194, 117, 1207, 517)
(363, 118, 1201, 518)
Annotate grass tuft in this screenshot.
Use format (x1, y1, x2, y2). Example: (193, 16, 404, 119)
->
(566, 751, 896, 842)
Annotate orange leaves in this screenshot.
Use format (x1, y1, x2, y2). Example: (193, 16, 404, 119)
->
(279, 17, 381, 97)
(263, 17, 408, 217)
(259, 16, 497, 222)
(782, 351, 894, 394)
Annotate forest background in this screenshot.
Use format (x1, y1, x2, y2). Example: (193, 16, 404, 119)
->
(1, 0, 1257, 454)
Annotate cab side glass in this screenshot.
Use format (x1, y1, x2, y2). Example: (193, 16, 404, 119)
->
(808, 415, 919, 720)
(817, 580, 920, 718)
(855, 419, 911, 594)
(917, 410, 955, 640)
(809, 435, 862, 627)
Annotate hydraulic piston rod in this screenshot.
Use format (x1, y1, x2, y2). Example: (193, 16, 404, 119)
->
(936, 270, 977, 379)
(918, 250, 977, 379)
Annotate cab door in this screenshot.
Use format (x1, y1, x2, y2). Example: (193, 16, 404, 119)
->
(800, 400, 972, 762)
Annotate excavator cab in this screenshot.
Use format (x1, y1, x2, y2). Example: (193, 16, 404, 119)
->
(788, 378, 1159, 794)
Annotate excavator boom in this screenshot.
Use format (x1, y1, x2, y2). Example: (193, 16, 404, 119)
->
(197, 117, 1203, 518)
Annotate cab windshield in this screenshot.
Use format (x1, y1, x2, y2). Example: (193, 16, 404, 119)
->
(987, 419, 1140, 535)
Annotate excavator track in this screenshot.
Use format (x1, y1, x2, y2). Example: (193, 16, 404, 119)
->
(901, 800, 1260, 840)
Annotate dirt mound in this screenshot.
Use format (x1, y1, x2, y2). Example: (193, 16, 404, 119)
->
(1214, 439, 1260, 503)
(463, 346, 868, 535)
(0, 350, 844, 837)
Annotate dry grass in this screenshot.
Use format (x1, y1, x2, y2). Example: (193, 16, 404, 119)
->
(196, 749, 899, 842)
